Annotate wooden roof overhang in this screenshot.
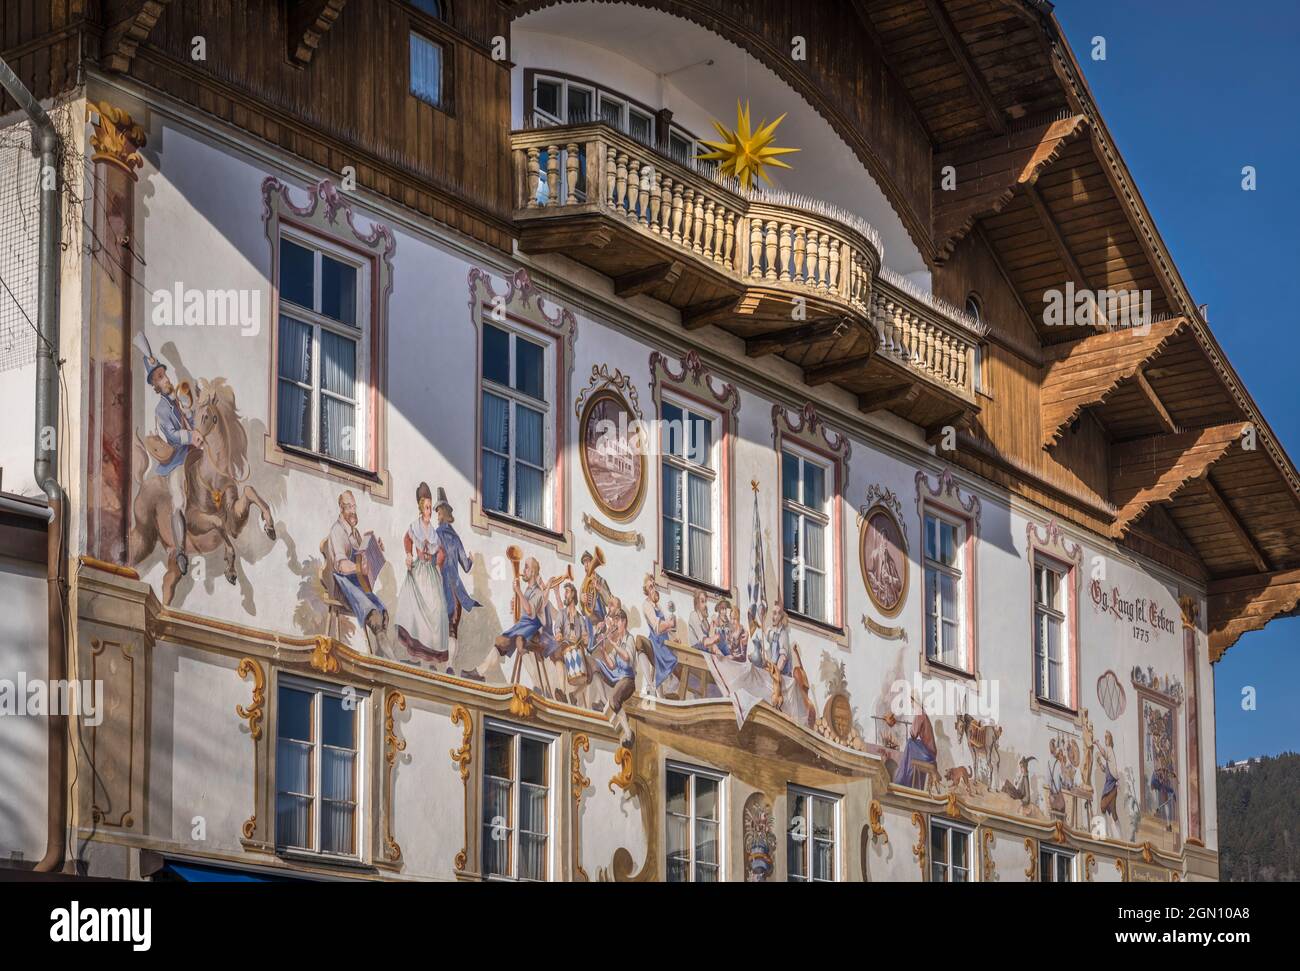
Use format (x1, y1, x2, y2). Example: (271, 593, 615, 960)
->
(858, 0, 1300, 659)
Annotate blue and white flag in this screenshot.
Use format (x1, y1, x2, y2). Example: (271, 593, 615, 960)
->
(746, 482, 767, 647)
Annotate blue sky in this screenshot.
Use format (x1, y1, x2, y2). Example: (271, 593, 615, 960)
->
(1055, 2, 1299, 763)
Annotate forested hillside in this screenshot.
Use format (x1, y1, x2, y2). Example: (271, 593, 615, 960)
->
(1217, 753, 1300, 881)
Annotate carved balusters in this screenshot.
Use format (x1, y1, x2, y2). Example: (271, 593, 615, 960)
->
(829, 238, 841, 295)
(526, 146, 541, 208)
(703, 201, 716, 259)
(565, 143, 580, 206)
(546, 145, 560, 208)
(778, 222, 793, 282)
(762, 220, 778, 281)
(749, 220, 763, 280)
(721, 211, 736, 268)
(649, 170, 663, 233)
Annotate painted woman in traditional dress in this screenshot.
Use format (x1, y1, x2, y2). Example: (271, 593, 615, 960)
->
(395, 482, 450, 669)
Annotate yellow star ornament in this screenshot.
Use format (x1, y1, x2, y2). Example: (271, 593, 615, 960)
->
(697, 101, 800, 191)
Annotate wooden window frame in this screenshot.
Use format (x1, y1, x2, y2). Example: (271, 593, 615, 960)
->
(480, 719, 557, 883)
(664, 762, 726, 882)
(1025, 520, 1084, 716)
(928, 818, 975, 883)
(1038, 843, 1077, 882)
(786, 784, 840, 883)
(273, 675, 370, 863)
(659, 392, 722, 589)
(479, 319, 558, 531)
(276, 229, 372, 470)
(405, 2, 457, 116)
(780, 444, 835, 628)
(650, 352, 737, 600)
(922, 506, 973, 675)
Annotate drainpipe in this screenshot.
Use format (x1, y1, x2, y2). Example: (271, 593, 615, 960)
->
(0, 57, 66, 874)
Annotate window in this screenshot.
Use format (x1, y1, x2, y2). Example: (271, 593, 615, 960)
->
(923, 511, 965, 669)
(661, 400, 717, 584)
(787, 787, 838, 882)
(409, 33, 444, 108)
(781, 450, 830, 622)
(966, 296, 985, 395)
(482, 724, 552, 881)
(481, 322, 551, 527)
(277, 234, 368, 467)
(666, 764, 723, 881)
(1034, 560, 1069, 706)
(532, 75, 595, 126)
(929, 820, 973, 882)
(409, 0, 443, 15)
(1039, 845, 1076, 882)
(275, 679, 365, 858)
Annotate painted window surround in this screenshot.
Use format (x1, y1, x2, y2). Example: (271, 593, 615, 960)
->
(915, 468, 981, 682)
(1026, 519, 1084, 716)
(468, 267, 576, 556)
(262, 177, 395, 501)
(772, 403, 850, 641)
(649, 350, 738, 599)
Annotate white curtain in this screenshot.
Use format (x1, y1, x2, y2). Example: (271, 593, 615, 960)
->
(514, 404, 545, 524)
(319, 330, 357, 462)
(277, 316, 312, 448)
(687, 472, 712, 580)
(409, 34, 442, 106)
(481, 392, 509, 513)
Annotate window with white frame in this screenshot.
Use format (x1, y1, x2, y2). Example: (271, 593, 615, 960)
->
(666, 764, 723, 882)
(277, 234, 369, 467)
(661, 400, 717, 584)
(787, 786, 838, 882)
(929, 819, 973, 882)
(923, 510, 966, 669)
(781, 449, 830, 623)
(480, 322, 552, 528)
(481, 723, 553, 881)
(1039, 844, 1076, 882)
(275, 679, 365, 858)
(1034, 559, 1070, 707)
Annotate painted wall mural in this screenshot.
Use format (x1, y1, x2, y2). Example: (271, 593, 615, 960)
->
(858, 483, 907, 619)
(128, 334, 279, 605)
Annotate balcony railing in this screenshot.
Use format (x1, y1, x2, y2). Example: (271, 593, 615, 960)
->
(511, 122, 984, 408)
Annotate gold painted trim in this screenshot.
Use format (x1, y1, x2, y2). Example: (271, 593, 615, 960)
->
(87, 101, 147, 176)
(1024, 837, 1038, 881)
(235, 657, 265, 842)
(911, 811, 926, 877)
(449, 706, 473, 872)
(310, 636, 341, 674)
(609, 744, 634, 794)
(1115, 857, 1128, 881)
(235, 658, 266, 741)
(982, 829, 996, 880)
(571, 733, 591, 881)
(581, 513, 645, 549)
(868, 799, 888, 845)
(1084, 851, 1096, 882)
(78, 555, 140, 580)
(383, 690, 407, 863)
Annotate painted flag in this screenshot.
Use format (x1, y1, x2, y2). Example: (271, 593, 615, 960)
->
(746, 482, 767, 650)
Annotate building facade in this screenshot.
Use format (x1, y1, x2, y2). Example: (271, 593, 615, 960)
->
(2, 0, 1298, 883)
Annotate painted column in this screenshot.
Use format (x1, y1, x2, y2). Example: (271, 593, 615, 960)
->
(85, 103, 146, 564)
(1179, 594, 1203, 844)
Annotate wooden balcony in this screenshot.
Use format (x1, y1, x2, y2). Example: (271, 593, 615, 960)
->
(511, 123, 983, 426)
